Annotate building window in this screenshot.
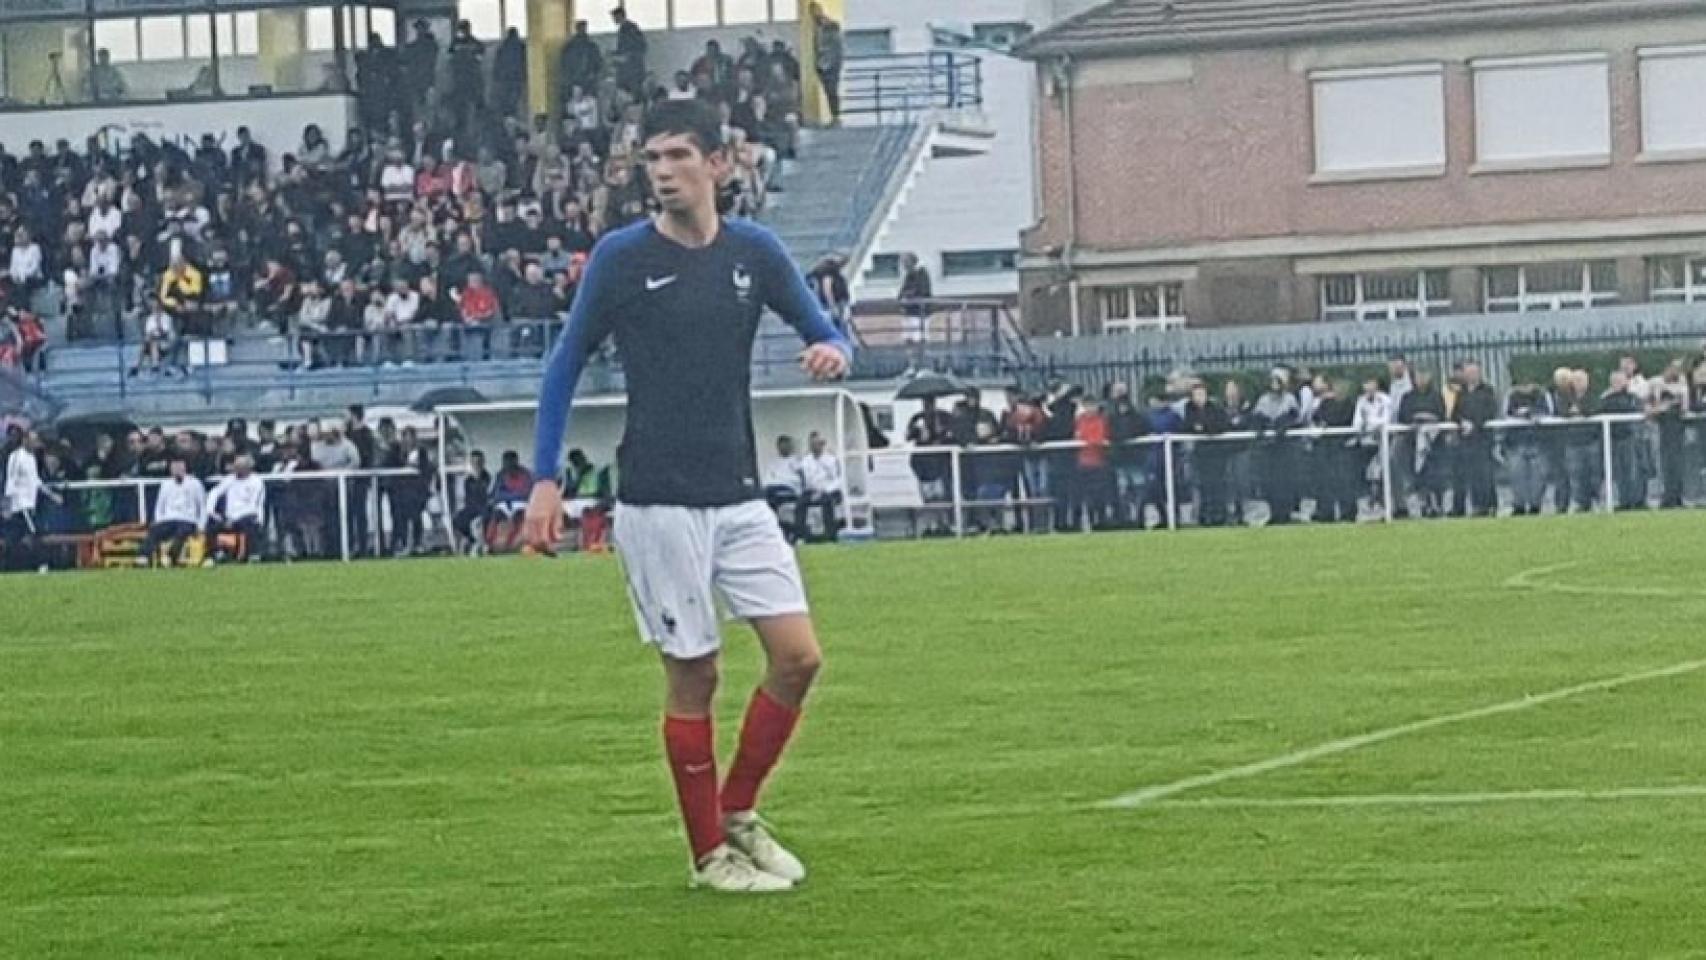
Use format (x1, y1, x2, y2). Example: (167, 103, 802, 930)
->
(865, 253, 901, 280)
(844, 28, 892, 57)
(304, 7, 337, 52)
(1311, 64, 1445, 177)
(973, 22, 1032, 50)
(216, 13, 261, 57)
(460, 0, 527, 40)
(1650, 256, 1706, 303)
(1640, 46, 1706, 157)
(1320, 270, 1449, 322)
(1473, 54, 1611, 168)
(941, 249, 1017, 277)
(93, 19, 140, 63)
(723, 0, 773, 24)
(1098, 283, 1186, 332)
(1484, 261, 1618, 312)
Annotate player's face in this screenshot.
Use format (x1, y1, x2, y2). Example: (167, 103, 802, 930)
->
(643, 133, 727, 216)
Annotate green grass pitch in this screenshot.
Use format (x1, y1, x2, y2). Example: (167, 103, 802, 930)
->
(8, 513, 1706, 957)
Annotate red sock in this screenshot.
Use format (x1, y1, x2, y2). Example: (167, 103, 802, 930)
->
(720, 689, 802, 815)
(663, 714, 724, 862)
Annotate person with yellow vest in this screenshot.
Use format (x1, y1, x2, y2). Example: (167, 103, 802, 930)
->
(563, 448, 613, 552)
(158, 252, 207, 337)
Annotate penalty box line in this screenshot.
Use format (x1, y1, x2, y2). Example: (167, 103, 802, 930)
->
(1101, 657, 1706, 810)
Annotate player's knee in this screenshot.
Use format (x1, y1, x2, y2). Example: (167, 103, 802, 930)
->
(772, 646, 822, 690)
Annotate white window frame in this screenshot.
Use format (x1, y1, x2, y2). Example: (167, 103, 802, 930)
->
(1483, 262, 1619, 313)
(1472, 52, 1612, 172)
(1638, 45, 1706, 161)
(1650, 255, 1706, 303)
(1098, 283, 1186, 333)
(1320, 270, 1450, 322)
(588, 0, 796, 33)
(1310, 63, 1447, 181)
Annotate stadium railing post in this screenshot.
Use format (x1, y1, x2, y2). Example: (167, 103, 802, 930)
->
(337, 473, 352, 562)
(950, 447, 965, 538)
(1379, 424, 1395, 523)
(133, 480, 147, 525)
(1601, 418, 1616, 514)
(1163, 436, 1178, 530)
(371, 476, 383, 556)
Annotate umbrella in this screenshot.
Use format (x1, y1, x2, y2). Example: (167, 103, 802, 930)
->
(893, 372, 971, 401)
(411, 386, 488, 413)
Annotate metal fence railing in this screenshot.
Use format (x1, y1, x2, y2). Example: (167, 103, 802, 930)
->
(841, 52, 983, 121)
(852, 413, 1705, 538)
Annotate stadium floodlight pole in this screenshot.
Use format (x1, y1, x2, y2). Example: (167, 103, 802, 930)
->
(1601, 418, 1616, 514)
(1163, 435, 1178, 530)
(951, 447, 965, 537)
(337, 474, 351, 562)
(1379, 423, 1395, 523)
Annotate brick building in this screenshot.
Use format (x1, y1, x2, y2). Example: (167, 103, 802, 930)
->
(1016, 0, 1706, 334)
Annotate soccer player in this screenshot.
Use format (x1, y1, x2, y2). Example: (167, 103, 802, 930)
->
(524, 99, 852, 894)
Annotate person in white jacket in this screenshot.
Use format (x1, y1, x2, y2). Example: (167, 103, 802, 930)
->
(140, 458, 206, 567)
(1351, 377, 1393, 511)
(203, 455, 267, 563)
(4, 428, 62, 572)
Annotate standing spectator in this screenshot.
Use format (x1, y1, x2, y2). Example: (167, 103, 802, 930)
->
(560, 22, 604, 101)
(391, 427, 433, 555)
(344, 405, 376, 554)
(1000, 386, 1050, 531)
(898, 252, 932, 367)
(446, 20, 487, 138)
(1105, 383, 1146, 528)
(202, 454, 266, 563)
(1399, 369, 1449, 517)
(1350, 376, 1391, 516)
(493, 28, 528, 120)
(1650, 360, 1691, 509)
(797, 431, 843, 543)
(811, 2, 844, 123)
(905, 398, 954, 534)
(401, 20, 440, 115)
(1453, 361, 1499, 517)
(453, 449, 492, 555)
(1252, 370, 1301, 525)
(1141, 392, 1184, 527)
(311, 423, 359, 556)
(612, 6, 649, 97)
(87, 230, 123, 340)
(139, 458, 205, 567)
(1182, 382, 1231, 526)
(1385, 357, 1414, 518)
(157, 251, 206, 337)
(3, 428, 62, 573)
(1221, 380, 1252, 525)
(808, 255, 851, 337)
(1504, 379, 1552, 516)
(1073, 398, 1111, 532)
(1601, 370, 1647, 510)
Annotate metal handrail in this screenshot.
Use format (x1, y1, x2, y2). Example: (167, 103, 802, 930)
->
(841, 52, 984, 118)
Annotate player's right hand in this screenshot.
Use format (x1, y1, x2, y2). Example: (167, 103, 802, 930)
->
(523, 480, 564, 556)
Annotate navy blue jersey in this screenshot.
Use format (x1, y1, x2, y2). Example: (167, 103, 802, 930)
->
(532, 218, 853, 507)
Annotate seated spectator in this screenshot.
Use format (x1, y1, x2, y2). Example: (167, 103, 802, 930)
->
(485, 450, 533, 551)
(131, 295, 180, 378)
(202, 454, 266, 563)
(507, 262, 558, 358)
(453, 449, 492, 555)
(456, 270, 501, 360)
(7, 227, 44, 301)
(202, 248, 239, 335)
(295, 281, 332, 368)
(763, 434, 804, 541)
(561, 448, 613, 552)
(797, 431, 844, 543)
(139, 458, 205, 567)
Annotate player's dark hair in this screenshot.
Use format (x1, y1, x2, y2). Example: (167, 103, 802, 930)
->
(641, 99, 724, 157)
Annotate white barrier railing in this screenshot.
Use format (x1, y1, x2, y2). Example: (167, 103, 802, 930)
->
(854, 411, 1689, 536)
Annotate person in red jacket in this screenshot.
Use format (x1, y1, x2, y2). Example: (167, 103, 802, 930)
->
(456, 270, 501, 359)
(1074, 399, 1112, 531)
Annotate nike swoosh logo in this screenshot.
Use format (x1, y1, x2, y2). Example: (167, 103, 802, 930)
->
(646, 275, 678, 291)
(684, 762, 713, 775)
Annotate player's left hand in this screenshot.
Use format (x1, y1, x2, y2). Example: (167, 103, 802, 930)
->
(800, 343, 848, 381)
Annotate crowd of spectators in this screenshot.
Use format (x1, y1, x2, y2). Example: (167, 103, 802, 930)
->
(886, 351, 1706, 533)
(0, 6, 808, 374)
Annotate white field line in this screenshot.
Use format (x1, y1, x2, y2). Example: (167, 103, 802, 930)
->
(1148, 785, 1706, 811)
(1503, 561, 1706, 599)
(1101, 657, 1706, 809)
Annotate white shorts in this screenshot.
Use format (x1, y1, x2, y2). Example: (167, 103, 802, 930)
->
(613, 500, 809, 660)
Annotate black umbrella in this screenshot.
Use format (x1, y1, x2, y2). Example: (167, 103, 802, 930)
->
(411, 386, 488, 413)
(893, 372, 971, 401)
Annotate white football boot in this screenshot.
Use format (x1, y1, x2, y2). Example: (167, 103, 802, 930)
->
(724, 812, 806, 884)
(689, 844, 794, 893)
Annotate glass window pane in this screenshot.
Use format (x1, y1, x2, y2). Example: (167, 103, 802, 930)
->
(1423, 269, 1448, 301)
(139, 16, 185, 61)
(185, 15, 213, 58)
(1162, 284, 1183, 316)
(1132, 285, 1160, 318)
(214, 13, 234, 55)
(1099, 288, 1129, 321)
(673, 0, 718, 28)
(371, 7, 396, 43)
(1364, 271, 1419, 301)
(1589, 260, 1617, 291)
(503, 0, 528, 37)
(623, 0, 668, 30)
(723, 0, 770, 24)
(343, 7, 362, 48)
(1485, 267, 1520, 298)
(1321, 275, 1358, 307)
(235, 12, 259, 54)
(95, 19, 140, 64)
(1525, 262, 1581, 294)
(460, 0, 502, 40)
(773, 0, 798, 20)
(305, 7, 337, 52)
(1691, 258, 1706, 288)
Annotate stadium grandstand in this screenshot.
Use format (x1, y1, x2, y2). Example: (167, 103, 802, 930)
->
(8, 0, 1706, 953)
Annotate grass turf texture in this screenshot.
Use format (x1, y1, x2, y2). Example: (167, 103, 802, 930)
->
(7, 514, 1706, 957)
